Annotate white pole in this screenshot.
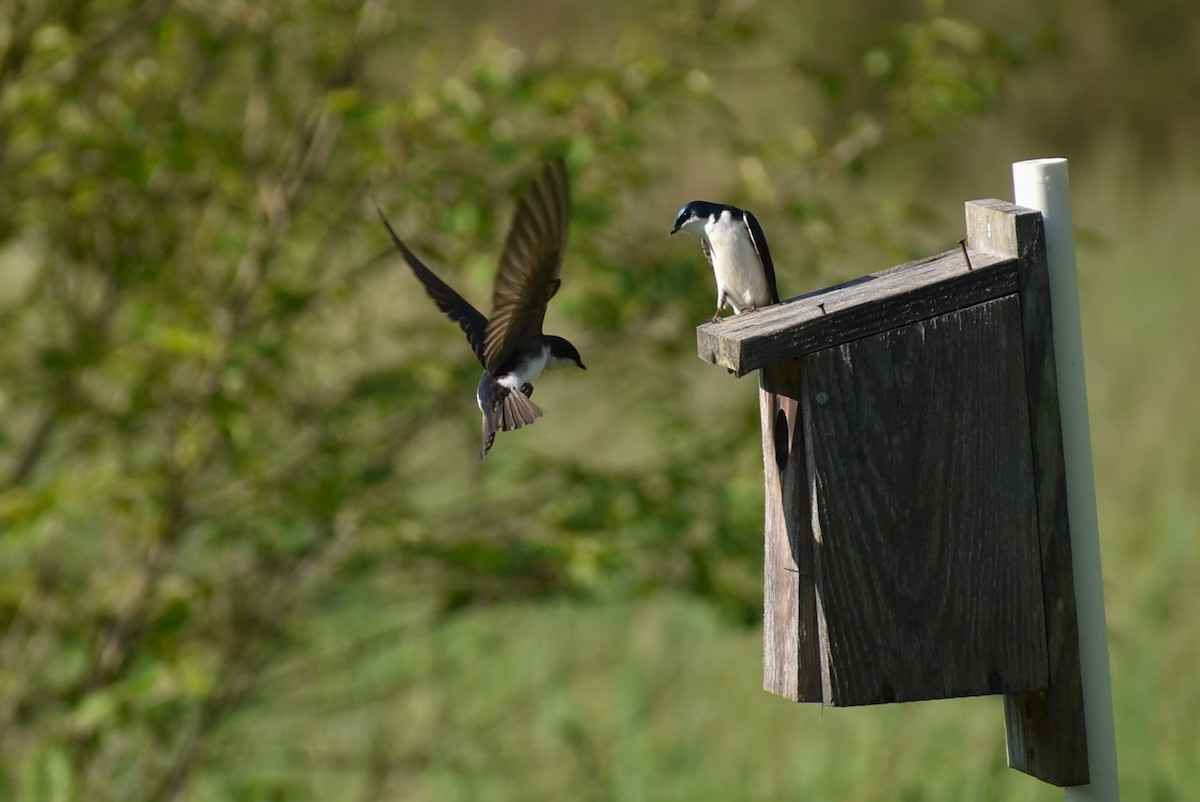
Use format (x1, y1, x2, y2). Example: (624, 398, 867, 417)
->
(1012, 158, 1119, 801)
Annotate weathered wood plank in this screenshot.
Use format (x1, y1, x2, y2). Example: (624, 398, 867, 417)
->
(968, 200, 1091, 786)
(696, 247, 1018, 377)
(801, 295, 1048, 705)
(759, 360, 822, 701)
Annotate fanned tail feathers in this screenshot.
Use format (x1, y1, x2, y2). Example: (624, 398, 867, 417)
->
(480, 386, 544, 459)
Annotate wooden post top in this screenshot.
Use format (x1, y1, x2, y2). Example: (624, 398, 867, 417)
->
(695, 200, 1044, 376)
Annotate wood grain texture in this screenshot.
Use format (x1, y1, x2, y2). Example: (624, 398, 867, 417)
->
(801, 295, 1048, 705)
(696, 246, 1018, 377)
(968, 200, 1091, 786)
(759, 360, 822, 701)
(705, 201, 1088, 785)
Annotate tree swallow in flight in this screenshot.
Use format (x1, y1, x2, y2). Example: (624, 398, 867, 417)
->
(375, 160, 585, 459)
(670, 201, 779, 323)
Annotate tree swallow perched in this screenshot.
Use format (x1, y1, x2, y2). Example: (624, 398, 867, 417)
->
(375, 160, 585, 459)
(670, 201, 780, 323)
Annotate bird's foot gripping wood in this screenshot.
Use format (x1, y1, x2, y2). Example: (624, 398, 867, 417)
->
(711, 288, 728, 324)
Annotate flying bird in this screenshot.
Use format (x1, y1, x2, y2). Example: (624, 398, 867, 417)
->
(670, 201, 779, 323)
(374, 160, 585, 459)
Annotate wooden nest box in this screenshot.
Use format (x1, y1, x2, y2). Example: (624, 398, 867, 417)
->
(696, 200, 1089, 787)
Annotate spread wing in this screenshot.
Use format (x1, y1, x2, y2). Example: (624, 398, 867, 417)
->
(482, 159, 571, 373)
(743, 210, 780, 304)
(374, 201, 488, 365)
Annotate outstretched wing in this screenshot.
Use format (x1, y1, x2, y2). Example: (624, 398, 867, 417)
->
(374, 201, 488, 365)
(742, 210, 780, 304)
(483, 159, 571, 373)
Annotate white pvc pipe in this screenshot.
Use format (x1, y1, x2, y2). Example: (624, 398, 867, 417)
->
(1012, 158, 1119, 801)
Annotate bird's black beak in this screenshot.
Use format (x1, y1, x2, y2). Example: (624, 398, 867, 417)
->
(669, 225, 680, 236)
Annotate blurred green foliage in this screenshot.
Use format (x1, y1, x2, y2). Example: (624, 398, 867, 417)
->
(1, 0, 1197, 799)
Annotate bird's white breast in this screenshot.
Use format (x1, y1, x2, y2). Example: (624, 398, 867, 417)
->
(496, 344, 549, 391)
(704, 211, 771, 310)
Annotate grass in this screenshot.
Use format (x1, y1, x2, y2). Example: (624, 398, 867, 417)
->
(1075, 143, 1200, 802)
(209, 597, 1050, 801)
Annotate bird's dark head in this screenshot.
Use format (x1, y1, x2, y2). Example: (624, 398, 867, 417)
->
(670, 200, 724, 236)
(546, 335, 586, 370)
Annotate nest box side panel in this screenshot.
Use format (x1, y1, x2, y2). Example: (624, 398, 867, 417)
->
(760, 359, 823, 701)
(801, 294, 1049, 706)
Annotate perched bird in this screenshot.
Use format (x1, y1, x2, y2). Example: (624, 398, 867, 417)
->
(670, 201, 779, 323)
(374, 160, 585, 459)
